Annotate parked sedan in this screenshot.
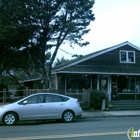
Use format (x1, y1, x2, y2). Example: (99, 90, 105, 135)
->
(0, 93, 82, 125)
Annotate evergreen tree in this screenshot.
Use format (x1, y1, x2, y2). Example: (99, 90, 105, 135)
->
(0, 0, 95, 88)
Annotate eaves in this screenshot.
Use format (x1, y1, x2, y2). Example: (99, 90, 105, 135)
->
(53, 71, 140, 76)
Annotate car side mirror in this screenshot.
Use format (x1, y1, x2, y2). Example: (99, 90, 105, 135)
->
(23, 100, 27, 105)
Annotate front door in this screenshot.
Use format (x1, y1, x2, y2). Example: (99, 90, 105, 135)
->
(98, 75, 111, 100)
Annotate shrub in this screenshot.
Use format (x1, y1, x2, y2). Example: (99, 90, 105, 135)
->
(90, 90, 106, 110)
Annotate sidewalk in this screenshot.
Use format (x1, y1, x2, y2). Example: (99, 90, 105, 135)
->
(82, 110, 140, 118)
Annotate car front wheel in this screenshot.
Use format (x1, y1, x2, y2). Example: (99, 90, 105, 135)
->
(3, 112, 18, 125)
(62, 110, 74, 122)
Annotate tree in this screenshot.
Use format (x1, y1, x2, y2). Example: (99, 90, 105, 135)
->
(72, 54, 83, 59)
(0, 0, 95, 88)
(0, 0, 33, 77)
(54, 57, 69, 66)
(0, 0, 42, 84)
(25, 0, 95, 88)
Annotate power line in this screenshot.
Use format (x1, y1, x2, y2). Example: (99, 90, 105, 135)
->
(59, 48, 74, 56)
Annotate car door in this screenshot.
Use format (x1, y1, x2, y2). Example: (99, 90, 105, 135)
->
(19, 94, 45, 120)
(43, 94, 66, 119)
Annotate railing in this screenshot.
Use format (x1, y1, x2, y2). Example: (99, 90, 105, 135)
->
(0, 88, 91, 107)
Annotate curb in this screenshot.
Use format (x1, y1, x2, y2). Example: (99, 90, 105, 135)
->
(81, 114, 140, 118)
(82, 110, 140, 119)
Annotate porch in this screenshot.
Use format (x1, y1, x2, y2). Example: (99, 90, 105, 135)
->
(54, 73, 140, 101)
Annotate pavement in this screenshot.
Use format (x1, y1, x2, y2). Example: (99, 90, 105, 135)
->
(82, 110, 140, 118)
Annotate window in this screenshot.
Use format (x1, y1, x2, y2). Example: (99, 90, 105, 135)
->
(23, 94, 44, 104)
(45, 94, 69, 103)
(117, 76, 137, 93)
(66, 74, 91, 92)
(120, 51, 135, 63)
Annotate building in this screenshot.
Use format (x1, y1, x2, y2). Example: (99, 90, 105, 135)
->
(52, 41, 140, 100)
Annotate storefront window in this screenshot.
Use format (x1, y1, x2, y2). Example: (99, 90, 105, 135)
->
(117, 76, 136, 93)
(66, 74, 90, 92)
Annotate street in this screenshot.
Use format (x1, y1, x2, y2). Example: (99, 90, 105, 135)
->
(0, 116, 140, 140)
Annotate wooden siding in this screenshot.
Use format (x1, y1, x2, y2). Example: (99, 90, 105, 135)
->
(77, 45, 140, 68)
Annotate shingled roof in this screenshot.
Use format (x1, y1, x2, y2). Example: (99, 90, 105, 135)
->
(52, 41, 140, 75)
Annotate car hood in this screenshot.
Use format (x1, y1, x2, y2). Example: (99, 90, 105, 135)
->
(0, 102, 17, 109)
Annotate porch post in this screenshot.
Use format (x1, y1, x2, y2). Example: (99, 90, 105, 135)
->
(90, 75, 92, 90)
(55, 73, 58, 90)
(135, 77, 139, 100)
(65, 74, 67, 94)
(108, 75, 111, 101)
(97, 75, 100, 90)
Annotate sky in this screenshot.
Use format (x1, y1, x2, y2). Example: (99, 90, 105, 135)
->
(55, 0, 140, 60)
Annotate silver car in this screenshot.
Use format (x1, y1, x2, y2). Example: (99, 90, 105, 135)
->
(0, 93, 82, 125)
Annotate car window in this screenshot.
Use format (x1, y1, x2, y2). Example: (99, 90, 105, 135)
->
(25, 94, 44, 104)
(45, 94, 62, 103)
(61, 96, 69, 101)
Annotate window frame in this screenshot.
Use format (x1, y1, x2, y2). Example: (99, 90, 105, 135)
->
(120, 50, 135, 63)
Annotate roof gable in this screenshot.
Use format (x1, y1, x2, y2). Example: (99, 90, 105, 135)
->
(52, 41, 140, 73)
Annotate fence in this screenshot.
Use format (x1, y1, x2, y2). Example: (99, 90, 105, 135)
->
(0, 88, 91, 107)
